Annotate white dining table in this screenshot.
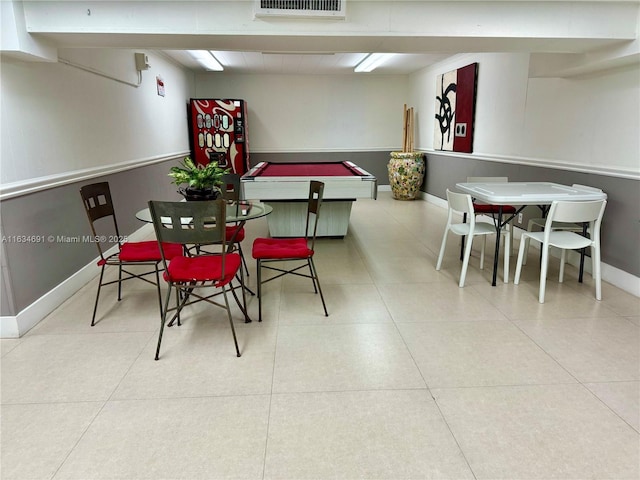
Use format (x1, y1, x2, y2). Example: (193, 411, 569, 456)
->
(455, 182, 608, 286)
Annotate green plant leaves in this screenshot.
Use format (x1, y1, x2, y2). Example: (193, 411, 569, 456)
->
(168, 156, 230, 190)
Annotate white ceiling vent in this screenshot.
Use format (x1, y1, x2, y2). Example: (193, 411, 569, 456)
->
(255, 0, 346, 18)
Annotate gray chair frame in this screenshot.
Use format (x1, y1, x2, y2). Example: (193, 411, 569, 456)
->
(80, 181, 163, 326)
(148, 199, 247, 360)
(253, 180, 329, 322)
(221, 173, 250, 276)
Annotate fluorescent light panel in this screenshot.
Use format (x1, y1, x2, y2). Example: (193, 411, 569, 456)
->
(354, 53, 395, 73)
(188, 50, 224, 71)
(262, 52, 336, 55)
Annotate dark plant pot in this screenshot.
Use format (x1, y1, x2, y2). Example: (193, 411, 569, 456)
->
(178, 186, 220, 201)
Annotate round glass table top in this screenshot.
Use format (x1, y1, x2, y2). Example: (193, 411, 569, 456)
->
(136, 201, 272, 224)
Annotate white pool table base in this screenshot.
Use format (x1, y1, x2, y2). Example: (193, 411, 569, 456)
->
(264, 200, 353, 237)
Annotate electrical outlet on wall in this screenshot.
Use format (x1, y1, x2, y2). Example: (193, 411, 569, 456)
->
(518, 212, 524, 224)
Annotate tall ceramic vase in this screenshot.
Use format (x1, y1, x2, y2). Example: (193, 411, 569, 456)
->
(388, 152, 425, 200)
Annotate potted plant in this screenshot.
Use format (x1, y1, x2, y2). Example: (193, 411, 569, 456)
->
(168, 156, 230, 201)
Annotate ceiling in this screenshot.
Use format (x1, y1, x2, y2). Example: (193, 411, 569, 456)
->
(162, 50, 452, 75)
(15, 1, 639, 76)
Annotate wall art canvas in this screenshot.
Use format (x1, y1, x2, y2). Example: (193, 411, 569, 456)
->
(434, 62, 478, 153)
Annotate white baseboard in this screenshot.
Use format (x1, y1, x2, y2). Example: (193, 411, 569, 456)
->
(0, 261, 99, 338)
(423, 192, 448, 209)
(0, 224, 155, 338)
(601, 262, 640, 297)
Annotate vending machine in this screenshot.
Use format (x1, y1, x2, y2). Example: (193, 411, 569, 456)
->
(188, 98, 250, 175)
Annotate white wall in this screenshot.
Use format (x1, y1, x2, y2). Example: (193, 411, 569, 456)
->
(1, 50, 194, 185)
(409, 53, 640, 176)
(521, 68, 640, 173)
(195, 73, 409, 153)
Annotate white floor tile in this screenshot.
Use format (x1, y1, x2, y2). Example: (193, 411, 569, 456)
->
(379, 282, 509, 323)
(272, 323, 426, 392)
(1, 332, 153, 403)
(264, 390, 474, 479)
(585, 381, 640, 432)
(2, 192, 637, 479)
(278, 284, 393, 325)
(53, 396, 270, 480)
(433, 384, 640, 479)
(513, 316, 640, 382)
(1, 402, 102, 480)
(398, 320, 576, 387)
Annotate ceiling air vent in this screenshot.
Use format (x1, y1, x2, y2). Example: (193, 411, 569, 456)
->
(255, 0, 346, 18)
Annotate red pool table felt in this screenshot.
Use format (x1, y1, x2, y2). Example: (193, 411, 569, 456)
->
(250, 161, 366, 178)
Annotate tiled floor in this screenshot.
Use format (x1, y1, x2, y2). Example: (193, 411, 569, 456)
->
(2, 192, 639, 480)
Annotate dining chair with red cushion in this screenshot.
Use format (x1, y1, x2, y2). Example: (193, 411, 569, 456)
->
(148, 198, 246, 360)
(221, 173, 249, 276)
(80, 182, 182, 326)
(251, 180, 329, 323)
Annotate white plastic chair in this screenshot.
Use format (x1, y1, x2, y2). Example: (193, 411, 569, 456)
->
(437, 189, 510, 287)
(466, 177, 516, 256)
(522, 184, 604, 265)
(514, 199, 607, 303)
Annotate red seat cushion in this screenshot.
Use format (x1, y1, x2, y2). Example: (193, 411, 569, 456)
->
(252, 237, 313, 260)
(225, 226, 245, 243)
(164, 253, 241, 286)
(116, 241, 182, 263)
(160, 242, 184, 260)
(473, 203, 517, 214)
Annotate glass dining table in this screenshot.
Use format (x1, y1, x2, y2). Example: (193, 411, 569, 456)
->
(136, 200, 272, 231)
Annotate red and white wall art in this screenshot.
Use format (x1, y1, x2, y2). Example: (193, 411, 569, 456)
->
(434, 63, 478, 154)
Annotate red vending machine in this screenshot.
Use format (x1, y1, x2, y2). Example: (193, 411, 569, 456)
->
(188, 99, 250, 175)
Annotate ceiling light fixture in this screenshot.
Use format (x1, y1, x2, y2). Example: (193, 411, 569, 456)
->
(354, 53, 395, 73)
(188, 50, 224, 71)
(261, 52, 336, 56)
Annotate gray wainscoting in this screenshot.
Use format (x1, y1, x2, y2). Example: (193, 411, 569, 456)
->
(1, 160, 181, 317)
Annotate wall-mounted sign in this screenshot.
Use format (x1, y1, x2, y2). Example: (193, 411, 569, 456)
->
(156, 76, 165, 97)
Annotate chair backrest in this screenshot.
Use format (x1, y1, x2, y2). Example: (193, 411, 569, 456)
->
(80, 182, 121, 259)
(445, 189, 481, 230)
(305, 181, 324, 248)
(446, 189, 474, 216)
(467, 176, 508, 183)
(545, 199, 607, 241)
(221, 173, 242, 202)
(221, 173, 243, 217)
(148, 199, 227, 264)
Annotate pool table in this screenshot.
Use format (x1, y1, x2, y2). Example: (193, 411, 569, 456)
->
(241, 161, 377, 237)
